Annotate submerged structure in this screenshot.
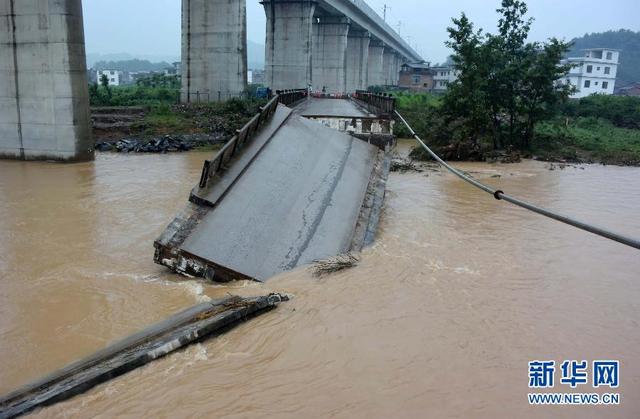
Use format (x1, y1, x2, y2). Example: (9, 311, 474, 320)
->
(154, 91, 396, 282)
(0, 294, 288, 418)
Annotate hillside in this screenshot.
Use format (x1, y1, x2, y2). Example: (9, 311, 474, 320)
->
(87, 40, 266, 72)
(92, 59, 173, 72)
(567, 29, 640, 88)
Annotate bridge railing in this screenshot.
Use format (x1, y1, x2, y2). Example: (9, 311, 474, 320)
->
(198, 89, 307, 189)
(353, 90, 396, 116)
(276, 89, 308, 106)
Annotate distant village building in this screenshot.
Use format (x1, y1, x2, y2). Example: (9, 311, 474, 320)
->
(398, 62, 433, 92)
(562, 48, 619, 99)
(617, 82, 640, 97)
(129, 71, 153, 84)
(96, 69, 126, 86)
(250, 69, 265, 85)
(172, 62, 182, 76)
(248, 70, 253, 84)
(431, 66, 457, 92)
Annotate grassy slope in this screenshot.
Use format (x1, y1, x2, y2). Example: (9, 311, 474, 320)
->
(533, 118, 640, 165)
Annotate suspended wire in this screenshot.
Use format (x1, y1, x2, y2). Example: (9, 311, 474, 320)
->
(395, 110, 640, 251)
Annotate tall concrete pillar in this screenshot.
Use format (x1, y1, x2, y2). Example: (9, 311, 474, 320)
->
(382, 48, 394, 86)
(182, 0, 248, 103)
(367, 41, 384, 88)
(392, 53, 401, 85)
(345, 30, 370, 93)
(0, 0, 92, 161)
(311, 16, 350, 93)
(262, 0, 316, 91)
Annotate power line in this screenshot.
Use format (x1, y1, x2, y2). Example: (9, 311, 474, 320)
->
(395, 111, 640, 251)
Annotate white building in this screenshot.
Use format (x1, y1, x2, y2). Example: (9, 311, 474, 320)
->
(431, 66, 458, 92)
(562, 48, 619, 99)
(97, 69, 124, 86)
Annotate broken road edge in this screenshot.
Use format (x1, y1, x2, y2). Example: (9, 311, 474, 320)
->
(0, 294, 289, 419)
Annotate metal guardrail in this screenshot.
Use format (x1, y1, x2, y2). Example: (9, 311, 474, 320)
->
(198, 89, 307, 189)
(276, 89, 308, 106)
(353, 90, 396, 115)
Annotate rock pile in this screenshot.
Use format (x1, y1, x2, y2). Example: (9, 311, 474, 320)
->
(95, 134, 224, 153)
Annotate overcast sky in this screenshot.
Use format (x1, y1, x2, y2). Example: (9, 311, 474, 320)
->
(83, 0, 640, 63)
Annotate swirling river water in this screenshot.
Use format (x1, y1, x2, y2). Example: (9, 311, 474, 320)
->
(1, 144, 639, 418)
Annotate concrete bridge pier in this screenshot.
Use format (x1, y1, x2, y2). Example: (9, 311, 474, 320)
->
(392, 53, 401, 85)
(181, 0, 248, 103)
(345, 30, 370, 93)
(367, 41, 384, 88)
(263, 0, 316, 91)
(382, 48, 394, 86)
(0, 0, 93, 161)
(311, 16, 350, 93)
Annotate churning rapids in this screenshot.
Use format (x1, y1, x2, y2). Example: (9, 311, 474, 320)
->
(1, 143, 639, 418)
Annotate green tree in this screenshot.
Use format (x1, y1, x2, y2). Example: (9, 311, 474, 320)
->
(443, 13, 490, 147)
(99, 73, 112, 99)
(519, 39, 574, 147)
(493, 0, 532, 147)
(443, 0, 574, 150)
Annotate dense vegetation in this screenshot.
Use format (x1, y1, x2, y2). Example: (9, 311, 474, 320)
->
(396, 0, 640, 166)
(568, 29, 640, 88)
(397, 91, 640, 165)
(89, 74, 180, 107)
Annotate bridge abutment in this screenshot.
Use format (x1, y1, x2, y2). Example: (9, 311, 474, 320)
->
(311, 16, 350, 93)
(345, 30, 370, 93)
(181, 0, 248, 103)
(263, 0, 316, 91)
(0, 0, 93, 162)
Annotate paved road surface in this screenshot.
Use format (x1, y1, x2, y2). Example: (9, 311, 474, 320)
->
(181, 112, 379, 281)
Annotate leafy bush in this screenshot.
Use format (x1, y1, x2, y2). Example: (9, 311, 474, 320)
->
(89, 84, 179, 107)
(559, 95, 640, 129)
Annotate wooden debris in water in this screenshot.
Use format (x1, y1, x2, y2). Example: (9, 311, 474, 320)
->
(311, 253, 360, 277)
(390, 156, 423, 173)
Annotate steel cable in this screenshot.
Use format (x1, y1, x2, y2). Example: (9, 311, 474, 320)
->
(395, 110, 640, 250)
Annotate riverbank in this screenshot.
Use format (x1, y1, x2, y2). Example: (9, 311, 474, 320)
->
(91, 99, 267, 153)
(395, 93, 640, 167)
(404, 117, 640, 167)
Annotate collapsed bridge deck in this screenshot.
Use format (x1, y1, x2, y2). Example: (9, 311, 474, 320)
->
(155, 93, 393, 282)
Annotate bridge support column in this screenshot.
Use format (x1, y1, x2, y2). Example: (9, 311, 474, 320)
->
(181, 0, 247, 103)
(311, 16, 350, 94)
(345, 30, 370, 93)
(262, 0, 316, 91)
(367, 41, 384, 88)
(392, 53, 401, 85)
(0, 0, 92, 161)
(382, 48, 394, 86)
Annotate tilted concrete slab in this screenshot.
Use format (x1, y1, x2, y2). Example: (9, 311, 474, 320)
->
(293, 98, 395, 148)
(181, 115, 378, 281)
(155, 102, 389, 282)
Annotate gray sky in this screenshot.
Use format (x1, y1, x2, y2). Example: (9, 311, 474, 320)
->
(83, 0, 640, 63)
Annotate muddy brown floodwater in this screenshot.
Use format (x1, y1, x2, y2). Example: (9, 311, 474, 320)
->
(1, 143, 639, 418)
